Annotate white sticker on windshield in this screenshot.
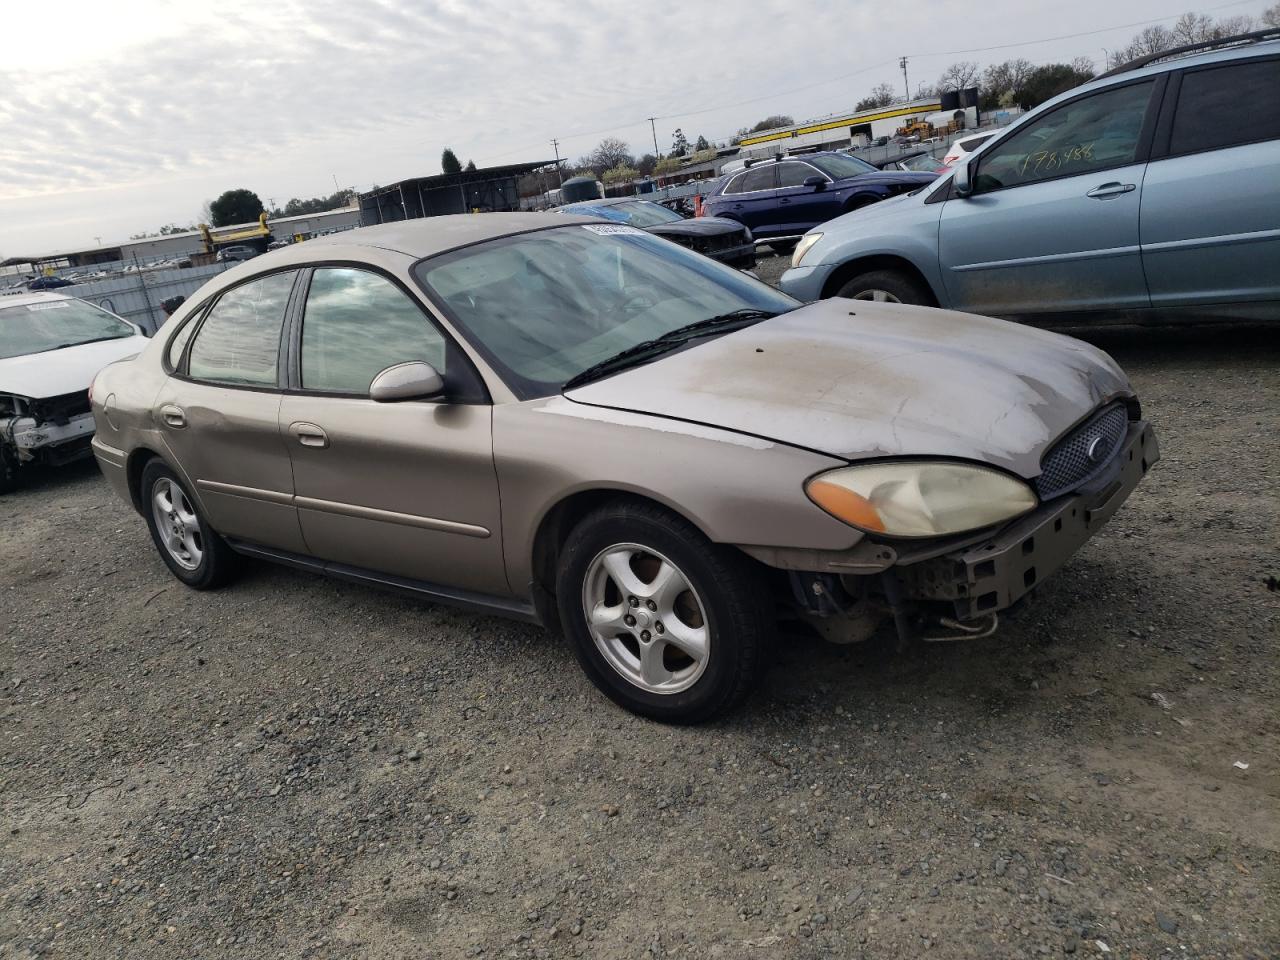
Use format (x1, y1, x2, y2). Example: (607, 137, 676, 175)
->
(580, 224, 645, 236)
(26, 301, 70, 311)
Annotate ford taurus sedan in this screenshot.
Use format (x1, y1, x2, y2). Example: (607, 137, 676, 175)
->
(91, 214, 1157, 722)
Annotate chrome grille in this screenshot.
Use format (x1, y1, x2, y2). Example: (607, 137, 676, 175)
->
(1035, 403, 1128, 500)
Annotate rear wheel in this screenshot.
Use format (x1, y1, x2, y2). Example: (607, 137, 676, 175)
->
(556, 501, 772, 723)
(141, 460, 238, 589)
(834, 269, 932, 306)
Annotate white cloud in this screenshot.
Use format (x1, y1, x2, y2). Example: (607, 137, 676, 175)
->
(0, 0, 1239, 253)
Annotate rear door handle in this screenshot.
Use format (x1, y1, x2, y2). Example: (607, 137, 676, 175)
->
(289, 421, 329, 448)
(159, 403, 186, 428)
(1086, 182, 1136, 199)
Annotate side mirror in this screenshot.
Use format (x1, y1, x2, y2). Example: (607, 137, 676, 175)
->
(952, 157, 973, 198)
(370, 361, 445, 402)
(803, 175, 826, 190)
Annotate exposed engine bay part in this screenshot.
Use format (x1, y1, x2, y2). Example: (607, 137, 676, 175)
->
(1, 390, 96, 491)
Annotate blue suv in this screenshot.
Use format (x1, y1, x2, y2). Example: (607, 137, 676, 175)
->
(781, 32, 1280, 324)
(700, 152, 935, 250)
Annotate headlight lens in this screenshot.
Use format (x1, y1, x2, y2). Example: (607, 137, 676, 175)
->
(792, 232, 823, 268)
(806, 462, 1037, 538)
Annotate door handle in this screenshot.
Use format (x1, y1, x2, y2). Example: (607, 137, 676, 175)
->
(1085, 182, 1136, 199)
(159, 403, 186, 428)
(778, 197, 791, 204)
(289, 421, 329, 448)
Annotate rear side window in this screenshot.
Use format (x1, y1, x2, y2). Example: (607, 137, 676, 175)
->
(187, 271, 295, 387)
(1169, 59, 1280, 155)
(300, 268, 446, 394)
(740, 166, 776, 192)
(722, 172, 747, 195)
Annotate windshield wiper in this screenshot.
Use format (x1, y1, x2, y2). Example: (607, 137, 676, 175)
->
(50, 335, 129, 350)
(562, 309, 779, 391)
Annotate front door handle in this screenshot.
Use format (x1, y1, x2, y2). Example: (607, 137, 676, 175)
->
(289, 421, 329, 449)
(159, 403, 186, 428)
(1085, 182, 1136, 199)
(778, 197, 792, 204)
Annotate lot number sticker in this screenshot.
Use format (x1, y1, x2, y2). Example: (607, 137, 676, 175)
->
(581, 224, 646, 236)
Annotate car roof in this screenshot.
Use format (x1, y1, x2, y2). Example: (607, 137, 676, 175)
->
(1099, 29, 1279, 79)
(0, 290, 74, 309)
(279, 212, 597, 261)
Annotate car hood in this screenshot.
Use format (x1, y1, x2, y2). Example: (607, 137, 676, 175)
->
(0, 335, 150, 399)
(564, 300, 1131, 479)
(841, 170, 937, 188)
(646, 217, 745, 238)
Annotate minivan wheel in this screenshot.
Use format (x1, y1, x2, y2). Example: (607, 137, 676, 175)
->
(556, 501, 772, 723)
(834, 269, 931, 306)
(141, 459, 237, 589)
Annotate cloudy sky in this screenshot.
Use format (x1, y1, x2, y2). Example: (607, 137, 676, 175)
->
(0, 0, 1267, 254)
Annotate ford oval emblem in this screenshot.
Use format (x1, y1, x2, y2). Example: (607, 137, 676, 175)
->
(1085, 435, 1108, 464)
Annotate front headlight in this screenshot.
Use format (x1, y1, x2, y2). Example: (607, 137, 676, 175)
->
(792, 232, 823, 268)
(805, 461, 1037, 538)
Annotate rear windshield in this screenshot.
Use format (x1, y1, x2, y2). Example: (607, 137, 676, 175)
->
(0, 299, 135, 360)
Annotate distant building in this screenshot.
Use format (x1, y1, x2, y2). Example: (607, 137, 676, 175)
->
(358, 161, 555, 225)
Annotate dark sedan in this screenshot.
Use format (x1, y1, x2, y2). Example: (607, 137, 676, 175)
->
(558, 198, 755, 268)
(700, 152, 936, 250)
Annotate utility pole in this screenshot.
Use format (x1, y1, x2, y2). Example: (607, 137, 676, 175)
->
(647, 117, 660, 160)
(900, 56, 910, 99)
(332, 174, 341, 194)
(550, 138, 565, 186)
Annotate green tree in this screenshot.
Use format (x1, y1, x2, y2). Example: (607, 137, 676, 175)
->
(654, 156, 682, 175)
(635, 153, 657, 177)
(464, 159, 477, 172)
(1012, 62, 1095, 110)
(441, 148, 462, 174)
(208, 189, 265, 227)
(693, 134, 710, 152)
(602, 164, 640, 185)
(669, 128, 690, 157)
(749, 115, 793, 132)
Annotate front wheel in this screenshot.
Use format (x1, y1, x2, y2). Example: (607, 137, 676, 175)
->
(141, 459, 238, 589)
(834, 269, 932, 305)
(556, 501, 772, 723)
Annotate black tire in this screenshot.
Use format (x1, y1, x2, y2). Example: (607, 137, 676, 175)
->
(0, 443, 20, 495)
(555, 500, 772, 723)
(140, 459, 238, 590)
(834, 268, 933, 306)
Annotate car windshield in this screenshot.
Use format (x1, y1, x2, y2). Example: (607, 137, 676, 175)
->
(416, 225, 797, 398)
(809, 153, 877, 179)
(0, 299, 135, 360)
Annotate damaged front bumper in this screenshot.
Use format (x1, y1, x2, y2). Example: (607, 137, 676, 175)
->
(2, 391, 97, 467)
(899, 419, 1158, 632)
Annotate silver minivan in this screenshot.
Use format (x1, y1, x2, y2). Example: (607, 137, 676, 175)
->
(782, 31, 1280, 324)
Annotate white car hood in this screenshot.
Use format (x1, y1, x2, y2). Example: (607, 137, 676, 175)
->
(0, 335, 150, 399)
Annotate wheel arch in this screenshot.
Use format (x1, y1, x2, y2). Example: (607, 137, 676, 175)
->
(820, 253, 940, 305)
(125, 447, 164, 514)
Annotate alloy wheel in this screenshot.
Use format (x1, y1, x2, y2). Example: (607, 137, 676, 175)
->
(151, 477, 203, 570)
(582, 543, 710, 694)
(851, 289, 902, 303)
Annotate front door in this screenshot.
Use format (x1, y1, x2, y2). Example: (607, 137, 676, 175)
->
(938, 77, 1160, 318)
(157, 269, 306, 553)
(720, 164, 778, 235)
(773, 161, 832, 236)
(279, 266, 508, 597)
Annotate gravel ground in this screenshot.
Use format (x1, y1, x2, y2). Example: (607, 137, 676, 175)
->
(1, 279, 1277, 958)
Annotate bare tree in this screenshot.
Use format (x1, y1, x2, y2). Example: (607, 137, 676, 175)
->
(980, 58, 1034, 109)
(1070, 55, 1096, 75)
(588, 137, 634, 172)
(855, 82, 900, 111)
(937, 61, 980, 92)
(1172, 10, 1254, 42)
(913, 81, 938, 100)
(1108, 25, 1173, 67)
(1264, 2, 1280, 28)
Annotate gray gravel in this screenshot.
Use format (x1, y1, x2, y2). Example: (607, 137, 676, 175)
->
(1, 304, 1277, 958)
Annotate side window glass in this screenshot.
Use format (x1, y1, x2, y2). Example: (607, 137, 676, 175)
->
(301, 268, 447, 394)
(775, 163, 814, 188)
(1170, 59, 1280, 155)
(975, 80, 1154, 193)
(724, 172, 746, 195)
(741, 166, 776, 192)
(187, 271, 295, 387)
(165, 309, 201, 370)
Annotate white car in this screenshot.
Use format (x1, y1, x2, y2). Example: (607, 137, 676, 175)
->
(0, 292, 149, 493)
(940, 131, 995, 169)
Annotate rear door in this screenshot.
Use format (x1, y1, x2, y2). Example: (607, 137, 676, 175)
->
(1141, 54, 1280, 318)
(156, 269, 306, 552)
(938, 77, 1161, 318)
(717, 165, 778, 235)
(278, 266, 509, 596)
